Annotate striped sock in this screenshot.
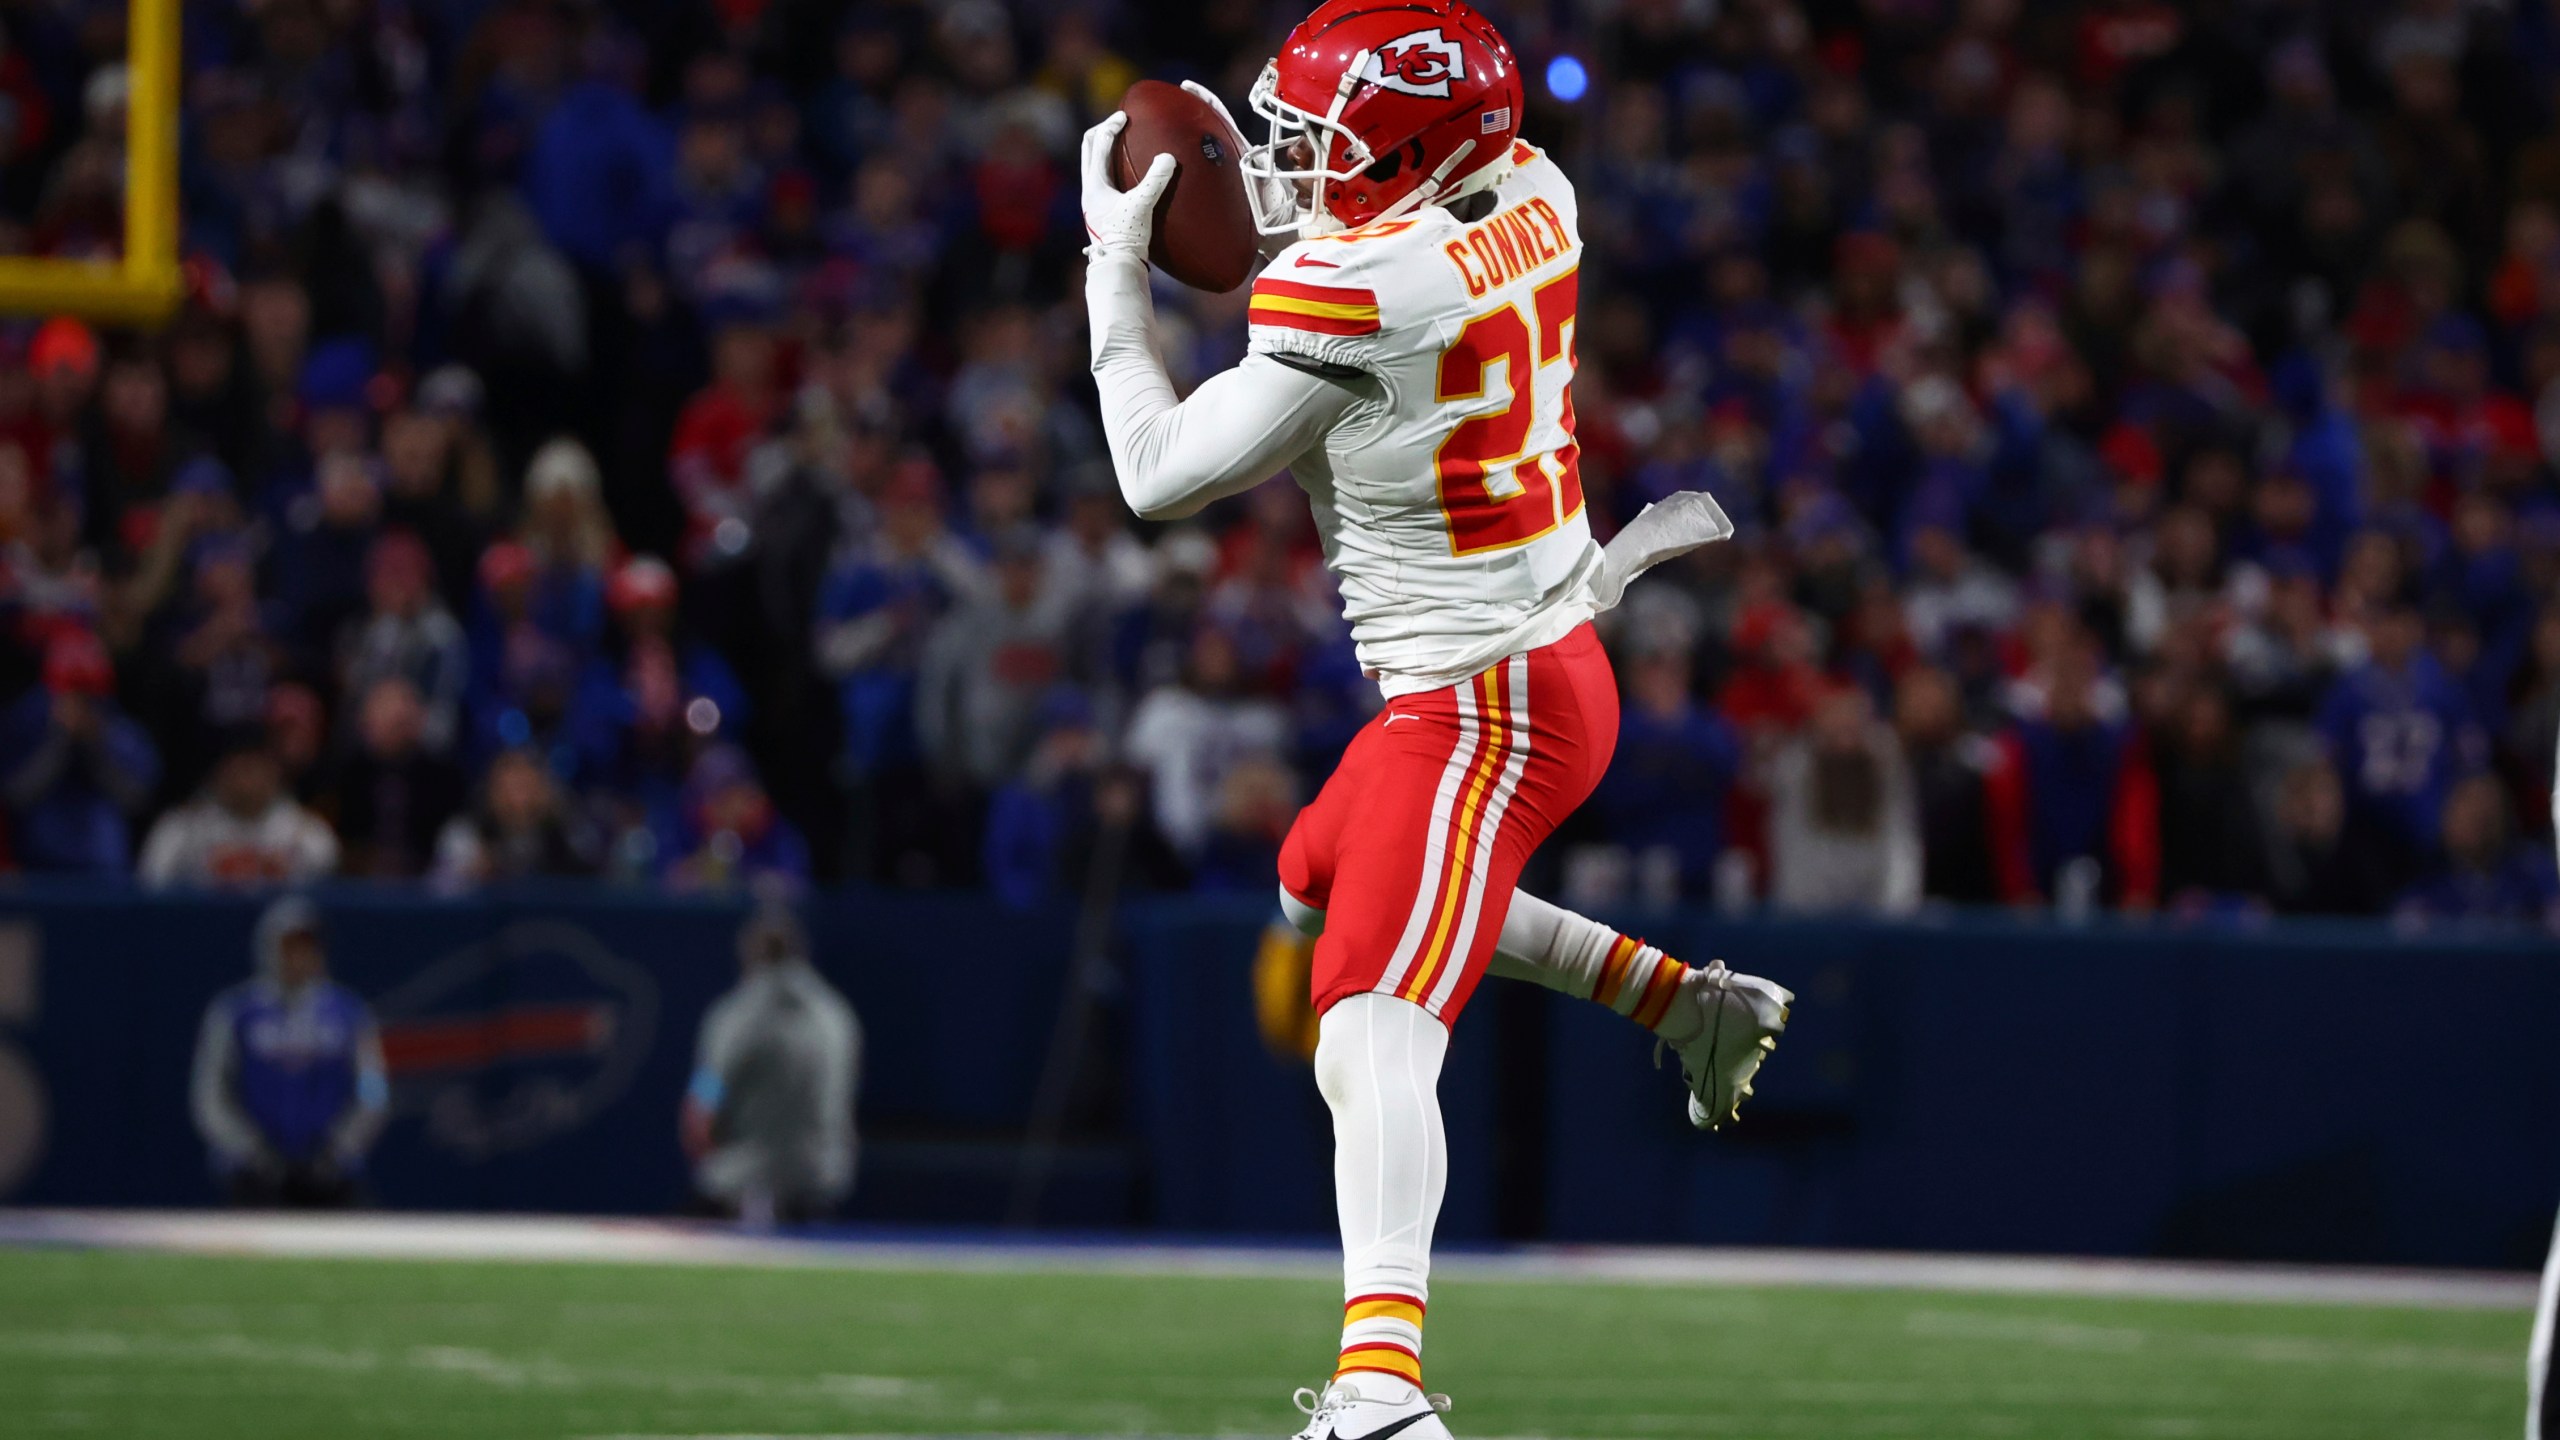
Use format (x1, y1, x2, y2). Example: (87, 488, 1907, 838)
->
(1495, 895, 1701, 1041)
(1591, 935, 1699, 1041)
(1336, 1291, 1425, 1387)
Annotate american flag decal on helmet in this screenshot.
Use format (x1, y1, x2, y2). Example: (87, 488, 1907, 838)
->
(1481, 107, 1511, 133)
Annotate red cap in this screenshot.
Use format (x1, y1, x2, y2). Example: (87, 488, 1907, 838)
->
(478, 539, 535, 592)
(2486, 396, 2539, 459)
(608, 555, 679, 613)
(2099, 421, 2163, 487)
(42, 630, 113, 696)
(29, 317, 98, 383)
(1730, 599, 1800, 655)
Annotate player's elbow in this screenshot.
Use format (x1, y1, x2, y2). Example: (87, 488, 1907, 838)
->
(1120, 469, 1213, 522)
(1130, 492, 1204, 523)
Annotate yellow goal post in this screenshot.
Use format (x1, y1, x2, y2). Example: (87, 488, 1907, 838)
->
(0, 0, 180, 325)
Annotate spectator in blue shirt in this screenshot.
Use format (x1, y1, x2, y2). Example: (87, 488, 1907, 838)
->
(662, 743, 811, 893)
(2316, 603, 2486, 884)
(0, 631, 159, 874)
(588, 555, 748, 835)
(1986, 642, 2161, 911)
(982, 689, 1106, 909)
(524, 38, 673, 271)
(466, 540, 618, 786)
(514, 438, 613, 654)
(1589, 643, 1742, 899)
(271, 451, 383, 663)
(2396, 774, 2560, 927)
(814, 462, 984, 783)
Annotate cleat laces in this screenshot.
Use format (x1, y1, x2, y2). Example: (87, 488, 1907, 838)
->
(1291, 1382, 1452, 1437)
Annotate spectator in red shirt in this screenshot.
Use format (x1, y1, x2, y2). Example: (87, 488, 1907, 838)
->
(668, 301, 781, 570)
(1718, 599, 1830, 739)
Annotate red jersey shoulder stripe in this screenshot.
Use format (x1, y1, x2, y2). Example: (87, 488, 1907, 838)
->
(1251, 277, 1380, 305)
(1249, 275, 1382, 336)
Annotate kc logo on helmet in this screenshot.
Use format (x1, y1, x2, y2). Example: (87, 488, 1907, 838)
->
(1363, 28, 1466, 98)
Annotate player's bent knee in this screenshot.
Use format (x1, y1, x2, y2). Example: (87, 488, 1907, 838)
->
(1313, 991, 1444, 1107)
(1278, 885, 1326, 937)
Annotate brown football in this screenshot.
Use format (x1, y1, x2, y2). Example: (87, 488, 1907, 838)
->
(1110, 79, 1258, 294)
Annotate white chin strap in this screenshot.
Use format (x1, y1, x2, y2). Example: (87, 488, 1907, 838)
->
(1370, 139, 1479, 226)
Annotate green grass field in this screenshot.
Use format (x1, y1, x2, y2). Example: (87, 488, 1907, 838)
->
(0, 1246, 2532, 1440)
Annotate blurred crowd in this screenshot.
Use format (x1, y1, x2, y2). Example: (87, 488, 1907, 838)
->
(0, 0, 2557, 927)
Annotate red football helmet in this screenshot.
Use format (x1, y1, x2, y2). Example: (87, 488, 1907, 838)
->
(1242, 0, 1525, 238)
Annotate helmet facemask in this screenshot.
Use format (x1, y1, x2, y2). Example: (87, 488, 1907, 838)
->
(1242, 52, 1513, 240)
(1242, 58, 1371, 238)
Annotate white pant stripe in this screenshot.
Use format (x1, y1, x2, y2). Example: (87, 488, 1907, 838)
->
(1428, 653, 1534, 1016)
(1374, 682, 1483, 999)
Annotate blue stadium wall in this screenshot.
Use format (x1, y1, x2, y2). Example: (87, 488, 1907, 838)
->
(0, 886, 2553, 1269)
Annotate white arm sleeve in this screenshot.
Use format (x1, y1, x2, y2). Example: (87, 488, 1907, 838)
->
(189, 999, 267, 1163)
(1086, 253, 1353, 521)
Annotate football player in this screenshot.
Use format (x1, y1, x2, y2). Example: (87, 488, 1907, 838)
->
(1081, 4, 1791, 1435)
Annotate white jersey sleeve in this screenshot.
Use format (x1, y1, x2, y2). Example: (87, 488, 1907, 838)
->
(1245, 143, 1603, 696)
(1086, 252, 1356, 521)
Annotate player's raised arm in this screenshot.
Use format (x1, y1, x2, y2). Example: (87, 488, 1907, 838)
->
(1080, 112, 1352, 522)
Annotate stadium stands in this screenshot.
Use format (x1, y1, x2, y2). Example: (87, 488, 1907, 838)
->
(0, 0, 2552, 928)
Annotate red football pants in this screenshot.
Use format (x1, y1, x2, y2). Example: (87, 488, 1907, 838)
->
(1280, 622, 1619, 1025)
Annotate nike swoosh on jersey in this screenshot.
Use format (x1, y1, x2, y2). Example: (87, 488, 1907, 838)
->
(1384, 712, 1417, 725)
(1294, 254, 1342, 268)
(1327, 1412, 1434, 1440)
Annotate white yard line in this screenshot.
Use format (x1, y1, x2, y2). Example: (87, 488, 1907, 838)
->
(0, 1208, 2534, 1310)
(1495, 1245, 2539, 1309)
(0, 1327, 943, 1407)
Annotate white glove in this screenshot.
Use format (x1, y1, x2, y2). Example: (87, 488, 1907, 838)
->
(1592, 490, 1736, 609)
(1180, 80, 1296, 249)
(1080, 111, 1177, 263)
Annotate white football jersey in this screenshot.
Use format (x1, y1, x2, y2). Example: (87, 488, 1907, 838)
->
(1246, 142, 1600, 697)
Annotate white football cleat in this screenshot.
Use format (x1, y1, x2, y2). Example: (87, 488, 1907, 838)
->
(1290, 1375, 1454, 1440)
(1667, 960, 1792, 1130)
